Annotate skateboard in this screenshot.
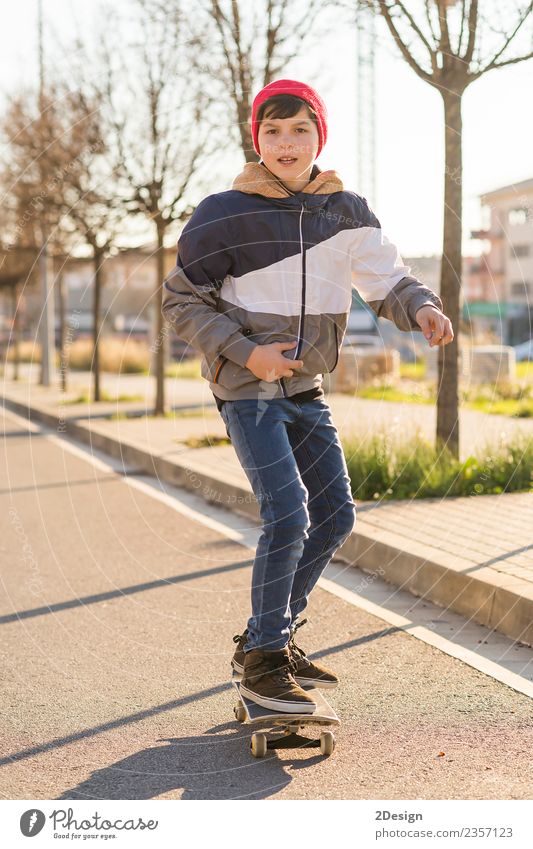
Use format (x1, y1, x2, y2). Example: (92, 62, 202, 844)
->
(231, 670, 340, 758)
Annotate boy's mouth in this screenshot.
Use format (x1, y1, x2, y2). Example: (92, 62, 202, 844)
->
(277, 156, 297, 166)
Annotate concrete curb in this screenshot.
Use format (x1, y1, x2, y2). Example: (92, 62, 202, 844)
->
(3, 391, 532, 648)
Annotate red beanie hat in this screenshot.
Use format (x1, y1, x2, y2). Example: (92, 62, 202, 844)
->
(251, 78, 328, 158)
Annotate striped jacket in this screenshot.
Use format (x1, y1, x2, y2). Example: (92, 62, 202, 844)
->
(161, 161, 443, 402)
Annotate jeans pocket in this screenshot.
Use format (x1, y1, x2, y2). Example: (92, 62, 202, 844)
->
(219, 404, 231, 440)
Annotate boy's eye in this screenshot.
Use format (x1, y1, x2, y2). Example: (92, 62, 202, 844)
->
(265, 128, 307, 134)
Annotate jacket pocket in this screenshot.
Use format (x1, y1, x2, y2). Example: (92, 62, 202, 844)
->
(328, 321, 339, 372)
(200, 355, 223, 383)
(214, 360, 260, 391)
(213, 356, 229, 384)
(201, 327, 260, 391)
(325, 314, 348, 373)
(201, 353, 249, 388)
(298, 316, 340, 376)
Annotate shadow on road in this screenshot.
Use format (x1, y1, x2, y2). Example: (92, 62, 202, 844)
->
(55, 720, 334, 800)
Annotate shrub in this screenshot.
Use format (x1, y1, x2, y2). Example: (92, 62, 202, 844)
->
(4, 337, 150, 373)
(66, 338, 149, 373)
(343, 426, 533, 500)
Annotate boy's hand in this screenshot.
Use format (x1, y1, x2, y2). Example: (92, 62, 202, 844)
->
(415, 305, 454, 347)
(245, 340, 304, 381)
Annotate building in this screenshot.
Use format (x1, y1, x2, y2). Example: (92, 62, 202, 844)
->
(19, 244, 176, 337)
(5, 244, 193, 359)
(470, 177, 533, 345)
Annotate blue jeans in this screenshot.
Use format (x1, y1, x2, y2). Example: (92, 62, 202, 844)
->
(219, 396, 356, 652)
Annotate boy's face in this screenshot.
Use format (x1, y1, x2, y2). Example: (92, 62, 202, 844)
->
(257, 103, 319, 187)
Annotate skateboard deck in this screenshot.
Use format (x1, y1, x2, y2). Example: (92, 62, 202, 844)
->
(231, 671, 340, 757)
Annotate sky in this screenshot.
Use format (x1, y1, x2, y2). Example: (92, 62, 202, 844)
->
(1, 1, 532, 258)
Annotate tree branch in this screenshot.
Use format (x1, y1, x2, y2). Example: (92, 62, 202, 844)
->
(475, 2, 532, 74)
(462, 0, 478, 65)
(474, 48, 533, 76)
(435, 0, 452, 68)
(377, 1, 434, 83)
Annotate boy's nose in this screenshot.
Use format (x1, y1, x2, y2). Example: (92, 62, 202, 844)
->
(277, 134, 293, 147)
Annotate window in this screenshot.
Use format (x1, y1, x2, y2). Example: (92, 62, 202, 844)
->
(510, 281, 532, 297)
(508, 207, 530, 226)
(510, 244, 530, 257)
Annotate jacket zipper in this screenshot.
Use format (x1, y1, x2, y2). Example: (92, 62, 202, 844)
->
(295, 202, 306, 359)
(330, 322, 339, 371)
(279, 201, 306, 398)
(214, 326, 253, 384)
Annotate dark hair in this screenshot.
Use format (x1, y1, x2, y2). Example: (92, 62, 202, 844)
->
(256, 93, 318, 129)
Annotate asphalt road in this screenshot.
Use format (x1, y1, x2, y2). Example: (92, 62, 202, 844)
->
(1, 406, 532, 801)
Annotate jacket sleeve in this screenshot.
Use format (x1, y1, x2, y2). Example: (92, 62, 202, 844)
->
(161, 194, 258, 368)
(350, 195, 443, 332)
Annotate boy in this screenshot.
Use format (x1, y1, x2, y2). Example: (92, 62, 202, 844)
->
(162, 79, 453, 714)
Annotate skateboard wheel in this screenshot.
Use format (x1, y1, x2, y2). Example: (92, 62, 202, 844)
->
(251, 733, 268, 758)
(320, 731, 335, 756)
(233, 704, 246, 723)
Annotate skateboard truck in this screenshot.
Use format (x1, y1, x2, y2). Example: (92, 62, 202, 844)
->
(232, 672, 339, 758)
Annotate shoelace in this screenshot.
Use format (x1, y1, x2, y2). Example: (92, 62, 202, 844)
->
(288, 618, 311, 667)
(233, 621, 311, 670)
(271, 655, 299, 683)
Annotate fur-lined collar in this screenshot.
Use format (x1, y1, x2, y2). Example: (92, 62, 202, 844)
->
(232, 161, 343, 198)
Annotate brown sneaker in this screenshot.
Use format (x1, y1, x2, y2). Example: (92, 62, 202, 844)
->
(239, 645, 318, 713)
(288, 618, 339, 689)
(230, 629, 249, 675)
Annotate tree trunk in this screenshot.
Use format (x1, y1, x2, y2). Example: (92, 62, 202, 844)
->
(437, 90, 462, 458)
(58, 269, 68, 392)
(92, 249, 103, 403)
(241, 109, 261, 164)
(154, 223, 166, 416)
(11, 281, 20, 381)
(38, 219, 56, 387)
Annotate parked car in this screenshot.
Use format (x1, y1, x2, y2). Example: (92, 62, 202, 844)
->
(513, 339, 533, 362)
(346, 306, 378, 334)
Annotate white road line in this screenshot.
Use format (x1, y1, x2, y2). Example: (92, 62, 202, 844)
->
(318, 576, 533, 699)
(4, 403, 533, 699)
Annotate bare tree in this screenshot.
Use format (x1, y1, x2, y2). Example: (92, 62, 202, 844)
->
(347, 0, 533, 457)
(69, 0, 335, 413)
(204, 0, 337, 160)
(0, 94, 59, 383)
(72, 0, 221, 415)
(4, 82, 123, 401)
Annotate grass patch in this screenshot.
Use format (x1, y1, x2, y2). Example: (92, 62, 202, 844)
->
(343, 427, 533, 500)
(516, 361, 532, 380)
(63, 390, 144, 404)
(181, 435, 231, 448)
(165, 359, 202, 379)
(399, 361, 426, 380)
(357, 382, 434, 404)
(465, 398, 533, 417)
(356, 374, 533, 418)
(171, 408, 218, 417)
